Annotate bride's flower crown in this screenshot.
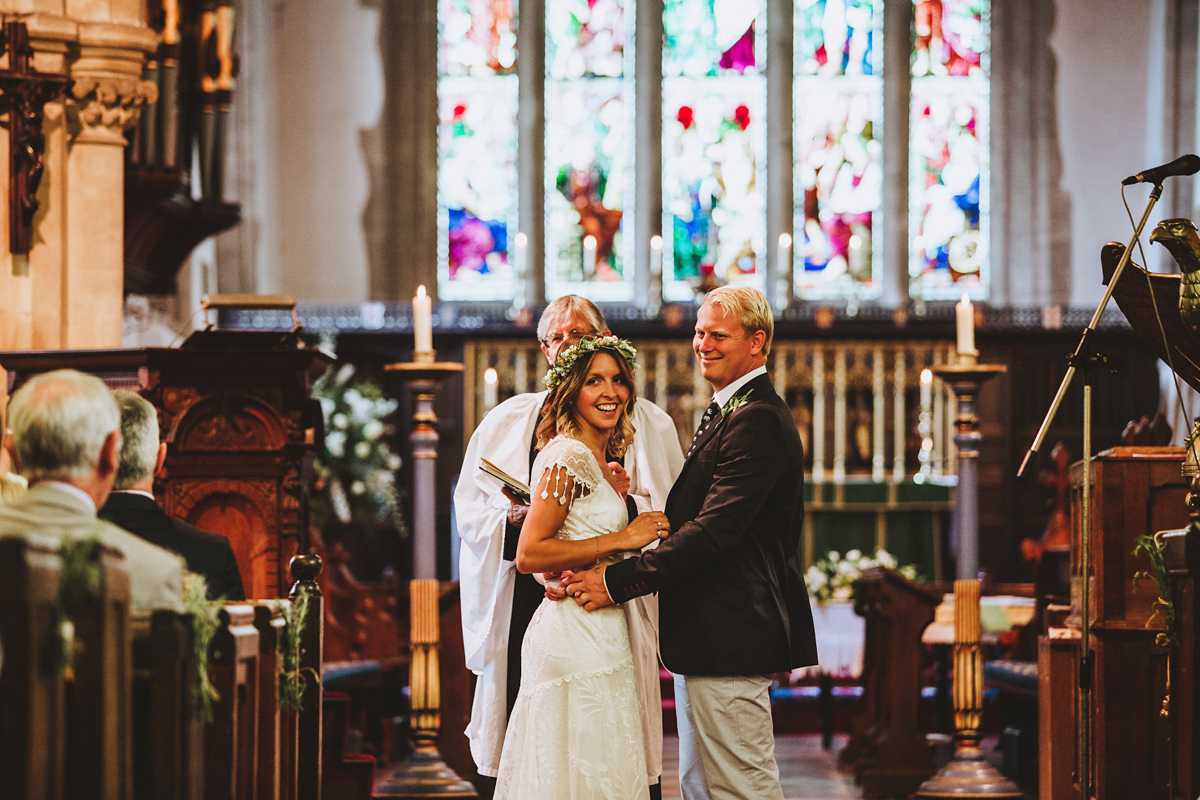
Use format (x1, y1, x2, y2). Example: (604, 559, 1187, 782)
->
(543, 335, 638, 389)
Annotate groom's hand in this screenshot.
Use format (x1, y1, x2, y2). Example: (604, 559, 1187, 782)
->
(564, 565, 614, 611)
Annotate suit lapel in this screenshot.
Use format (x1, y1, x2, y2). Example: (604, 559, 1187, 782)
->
(677, 373, 774, 472)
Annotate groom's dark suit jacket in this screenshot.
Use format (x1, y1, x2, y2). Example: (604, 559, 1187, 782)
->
(100, 492, 246, 601)
(606, 373, 817, 675)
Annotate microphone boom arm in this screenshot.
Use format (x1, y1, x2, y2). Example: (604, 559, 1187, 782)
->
(1017, 181, 1164, 477)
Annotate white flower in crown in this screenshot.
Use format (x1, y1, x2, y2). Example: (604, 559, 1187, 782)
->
(543, 335, 638, 389)
(722, 388, 753, 415)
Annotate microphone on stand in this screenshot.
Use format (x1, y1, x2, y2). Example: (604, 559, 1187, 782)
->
(1122, 153, 1200, 186)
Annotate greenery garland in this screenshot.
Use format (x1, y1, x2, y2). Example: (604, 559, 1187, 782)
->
(276, 588, 321, 713)
(1133, 532, 1179, 648)
(183, 575, 221, 723)
(43, 536, 105, 677)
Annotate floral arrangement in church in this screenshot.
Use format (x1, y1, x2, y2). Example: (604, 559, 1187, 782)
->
(311, 363, 404, 535)
(805, 548, 921, 604)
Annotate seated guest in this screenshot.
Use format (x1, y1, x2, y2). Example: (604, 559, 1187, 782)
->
(0, 370, 186, 612)
(0, 400, 26, 503)
(100, 390, 245, 601)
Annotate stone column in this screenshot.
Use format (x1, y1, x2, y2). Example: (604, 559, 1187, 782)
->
(63, 22, 157, 347)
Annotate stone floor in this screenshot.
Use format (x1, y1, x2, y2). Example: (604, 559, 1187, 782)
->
(659, 733, 860, 799)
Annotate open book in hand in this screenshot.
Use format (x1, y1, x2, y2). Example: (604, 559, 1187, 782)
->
(480, 458, 532, 504)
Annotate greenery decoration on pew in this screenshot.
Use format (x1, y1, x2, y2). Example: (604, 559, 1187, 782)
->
(804, 548, 921, 604)
(276, 587, 321, 713)
(1133, 532, 1179, 648)
(184, 575, 221, 724)
(43, 536, 105, 677)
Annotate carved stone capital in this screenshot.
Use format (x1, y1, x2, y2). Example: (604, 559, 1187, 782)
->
(67, 21, 159, 145)
(68, 74, 157, 145)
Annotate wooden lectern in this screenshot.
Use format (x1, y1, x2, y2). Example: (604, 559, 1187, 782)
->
(0, 332, 331, 599)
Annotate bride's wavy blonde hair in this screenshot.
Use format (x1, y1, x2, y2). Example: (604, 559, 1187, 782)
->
(536, 347, 636, 460)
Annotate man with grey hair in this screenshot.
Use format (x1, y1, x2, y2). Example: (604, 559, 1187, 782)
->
(0, 369, 185, 612)
(99, 390, 244, 601)
(456, 295, 684, 799)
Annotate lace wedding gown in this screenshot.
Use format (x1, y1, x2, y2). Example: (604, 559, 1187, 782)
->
(494, 435, 649, 800)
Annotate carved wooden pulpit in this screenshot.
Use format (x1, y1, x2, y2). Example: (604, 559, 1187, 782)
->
(0, 333, 331, 598)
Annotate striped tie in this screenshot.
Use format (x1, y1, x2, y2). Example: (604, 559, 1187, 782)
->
(687, 401, 721, 457)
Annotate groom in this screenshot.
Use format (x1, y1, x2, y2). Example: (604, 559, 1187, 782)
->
(566, 285, 817, 800)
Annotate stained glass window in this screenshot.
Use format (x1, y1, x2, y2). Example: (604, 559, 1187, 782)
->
(909, 0, 988, 301)
(545, 0, 633, 300)
(662, 0, 766, 302)
(794, 82, 882, 299)
(793, 0, 882, 302)
(438, 0, 519, 301)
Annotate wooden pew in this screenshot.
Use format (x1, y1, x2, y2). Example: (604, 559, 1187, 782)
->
(206, 603, 261, 800)
(132, 610, 204, 800)
(0, 536, 65, 800)
(252, 603, 290, 800)
(844, 567, 940, 799)
(64, 541, 134, 800)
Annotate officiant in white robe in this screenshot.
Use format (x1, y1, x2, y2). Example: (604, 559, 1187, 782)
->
(456, 299, 684, 797)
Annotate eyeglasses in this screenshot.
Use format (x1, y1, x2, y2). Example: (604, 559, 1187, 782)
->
(540, 330, 593, 349)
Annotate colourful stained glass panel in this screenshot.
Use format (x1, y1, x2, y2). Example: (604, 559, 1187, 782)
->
(662, 78, 766, 299)
(439, 0, 517, 76)
(794, 80, 882, 299)
(547, 0, 627, 79)
(909, 81, 987, 300)
(438, 77, 519, 300)
(545, 79, 632, 296)
(665, 0, 764, 77)
(795, 0, 878, 77)
(911, 0, 985, 77)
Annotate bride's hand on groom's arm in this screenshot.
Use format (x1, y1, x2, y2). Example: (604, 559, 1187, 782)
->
(564, 566, 614, 611)
(622, 511, 670, 550)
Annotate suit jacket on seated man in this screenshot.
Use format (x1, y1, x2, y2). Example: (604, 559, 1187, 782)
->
(1, 370, 186, 613)
(99, 390, 245, 601)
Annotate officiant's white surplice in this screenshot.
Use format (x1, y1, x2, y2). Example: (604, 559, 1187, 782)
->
(456, 390, 683, 779)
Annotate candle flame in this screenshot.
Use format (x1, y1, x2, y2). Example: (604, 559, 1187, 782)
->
(417, 285, 427, 299)
(650, 234, 663, 251)
(960, 292, 970, 305)
(514, 231, 527, 247)
(484, 367, 498, 385)
(778, 232, 793, 249)
(921, 368, 932, 384)
(583, 235, 597, 250)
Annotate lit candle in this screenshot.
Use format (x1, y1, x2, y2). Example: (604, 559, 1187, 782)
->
(413, 284, 433, 354)
(583, 234, 597, 276)
(920, 368, 932, 419)
(512, 231, 527, 278)
(649, 234, 663, 277)
(955, 292, 975, 357)
(778, 232, 793, 275)
(483, 367, 498, 412)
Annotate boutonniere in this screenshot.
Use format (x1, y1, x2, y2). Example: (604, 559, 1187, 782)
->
(722, 389, 753, 416)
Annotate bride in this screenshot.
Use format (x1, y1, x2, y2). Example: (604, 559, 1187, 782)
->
(494, 336, 670, 800)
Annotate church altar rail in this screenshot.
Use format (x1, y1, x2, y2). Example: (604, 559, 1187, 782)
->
(465, 338, 957, 481)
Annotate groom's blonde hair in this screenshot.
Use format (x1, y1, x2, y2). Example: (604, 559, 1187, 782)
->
(702, 286, 775, 356)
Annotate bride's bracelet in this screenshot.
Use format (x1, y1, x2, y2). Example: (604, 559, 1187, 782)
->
(594, 535, 601, 566)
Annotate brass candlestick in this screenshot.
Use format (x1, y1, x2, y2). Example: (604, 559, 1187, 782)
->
(375, 353, 475, 797)
(915, 579, 1021, 798)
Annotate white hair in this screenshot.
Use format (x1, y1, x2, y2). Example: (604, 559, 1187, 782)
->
(112, 389, 159, 490)
(7, 369, 121, 482)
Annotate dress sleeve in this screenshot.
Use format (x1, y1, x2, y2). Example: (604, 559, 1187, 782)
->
(531, 437, 601, 512)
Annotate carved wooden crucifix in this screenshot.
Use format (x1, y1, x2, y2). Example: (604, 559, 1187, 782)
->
(0, 20, 71, 261)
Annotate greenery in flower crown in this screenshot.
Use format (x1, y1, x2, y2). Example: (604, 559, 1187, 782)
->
(311, 362, 405, 536)
(543, 335, 638, 389)
(804, 548, 921, 604)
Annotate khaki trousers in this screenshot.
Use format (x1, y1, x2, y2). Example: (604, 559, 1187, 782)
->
(674, 673, 784, 800)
